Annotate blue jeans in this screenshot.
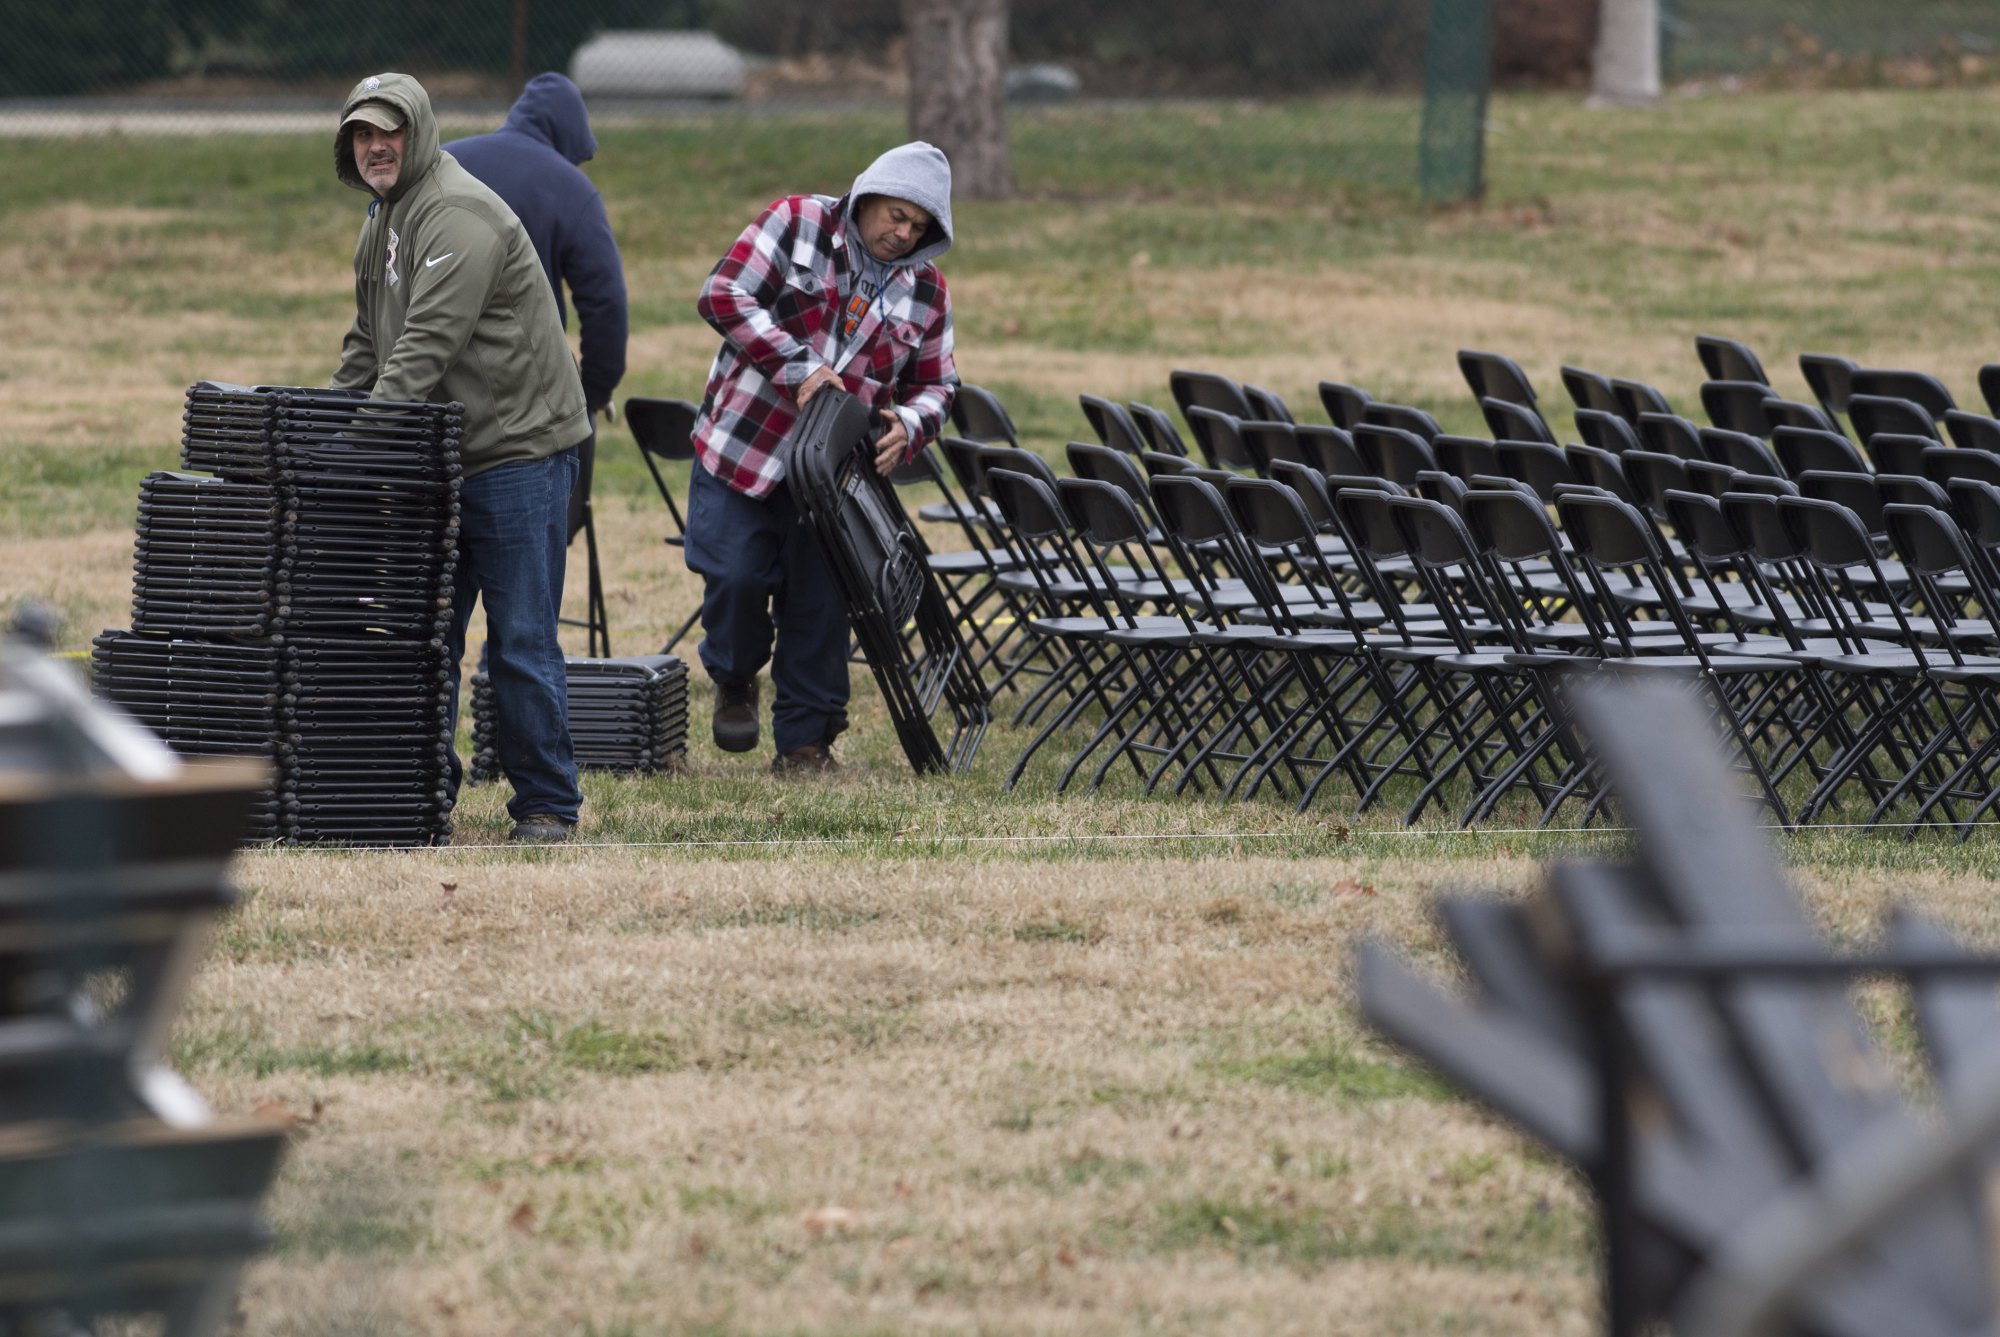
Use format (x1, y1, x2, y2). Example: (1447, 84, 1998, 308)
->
(448, 447, 583, 822)
(683, 458, 850, 755)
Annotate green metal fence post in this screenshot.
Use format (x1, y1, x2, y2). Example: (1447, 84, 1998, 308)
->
(1419, 0, 1494, 205)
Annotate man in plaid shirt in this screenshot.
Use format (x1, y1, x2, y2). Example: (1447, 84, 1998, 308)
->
(685, 141, 958, 773)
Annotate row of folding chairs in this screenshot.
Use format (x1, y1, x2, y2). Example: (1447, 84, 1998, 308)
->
(920, 383, 2000, 836)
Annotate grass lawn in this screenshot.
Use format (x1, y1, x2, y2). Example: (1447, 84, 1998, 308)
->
(7, 86, 2000, 1333)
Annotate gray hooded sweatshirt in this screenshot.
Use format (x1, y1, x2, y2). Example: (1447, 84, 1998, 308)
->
(330, 72, 588, 476)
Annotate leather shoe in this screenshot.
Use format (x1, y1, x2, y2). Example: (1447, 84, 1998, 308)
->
(712, 678, 759, 753)
(771, 744, 840, 775)
(509, 815, 576, 844)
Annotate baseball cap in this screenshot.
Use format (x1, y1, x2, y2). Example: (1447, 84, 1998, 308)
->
(342, 101, 403, 133)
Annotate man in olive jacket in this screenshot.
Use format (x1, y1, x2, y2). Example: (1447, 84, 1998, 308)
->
(331, 71, 587, 844)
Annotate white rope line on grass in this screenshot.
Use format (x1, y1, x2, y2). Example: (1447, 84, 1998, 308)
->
(231, 820, 2000, 854)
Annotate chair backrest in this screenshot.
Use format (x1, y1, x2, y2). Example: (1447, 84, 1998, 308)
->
(1478, 395, 1555, 445)
(1561, 364, 1627, 420)
(625, 395, 699, 461)
(1723, 472, 1798, 497)
(1682, 458, 1742, 499)
(1238, 420, 1308, 473)
(1660, 487, 1749, 563)
(1864, 432, 1936, 477)
(1760, 398, 1839, 437)
(1849, 394, 1939, 446)
(1575, 408, 1641, 455)
(1798, 352, 1858, 419)
(1295, 424, 1366, 476)
(1612, 377, 1675, 420)
(1701, 428, 1785, 478)
(1317, 380, 1374, 430)
(1981, 364, 2000, 418)
(1567, 443, 1640, 505)
(1947, 478, 2000, 549)
(1943, 410, 2000, 455)
(951, 382, 1020, 445)
(1494, 439, 1579, 501)
(1874, 472, 1952, 511)
(1243, 383, 1295, 424)
(1793, 469, 1886, 536)
(1882, 501, 1981, 585)
(1696, 334, 1771, 386)
(1699, 379, 1780, 437)
(1412, 469, 1469, 511)
(1359, 401, 1443, 443)
(1127, 400, 1189, 456)
(1772, 425, 1868, 477)
(1078, 393, 1146, 455)
(1184, 404, 1256, 472)
(1921, 446, 2000, 488)
(1169, 368, 1255, 423)
(1065, 440, 1156, 517)
(1434, 434, 1501, 482)
(1458, 348, 1540, 408)
(1851, 368, 1955, 418)
(1619, 450, 1691, 518)
(1140, 448, 1192, 477)
(1635, 412, 1706, 461)
(1352, 423, 1438, 485)
(1555, 492, 1661, 570)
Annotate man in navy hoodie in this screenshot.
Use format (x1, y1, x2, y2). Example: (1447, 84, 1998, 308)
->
(447, 72, 628, 426)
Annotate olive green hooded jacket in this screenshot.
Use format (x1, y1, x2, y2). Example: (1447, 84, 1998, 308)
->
(331, 72, 588, 476)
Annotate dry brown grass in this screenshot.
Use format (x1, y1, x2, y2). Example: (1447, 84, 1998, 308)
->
(199, 848, 1594, 1336)
(13, 88, 2000, 1333)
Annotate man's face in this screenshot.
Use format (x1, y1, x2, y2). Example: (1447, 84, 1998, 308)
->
(855, 195, 932, 264)
(352, 121, 408, 195)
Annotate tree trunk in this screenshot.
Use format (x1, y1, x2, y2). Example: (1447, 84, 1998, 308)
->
(1589, 0, 1661, 105)
(902, 0, 1013, 200)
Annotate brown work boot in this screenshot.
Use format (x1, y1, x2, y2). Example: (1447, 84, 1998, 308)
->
(712, 678, 759, 753)
(771, 743, 841, 775)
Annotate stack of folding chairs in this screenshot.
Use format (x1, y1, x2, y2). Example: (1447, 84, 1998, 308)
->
(0, 636, 285, 1336)
(933, 345, 2000, 837)
(787, 390, 989, 774)
(469, 653, 689, 779)
(1359, 678, 2000, 1337)
(92, 382, 461, 846)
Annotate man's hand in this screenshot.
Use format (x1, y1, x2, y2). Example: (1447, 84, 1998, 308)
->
(796, 366, 843, 406)
(872, 410, 910, 475)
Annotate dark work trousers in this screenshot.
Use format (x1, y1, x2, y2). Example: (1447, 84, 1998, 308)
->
(682, 457, 850, 755)
(446, 445, 584, 822)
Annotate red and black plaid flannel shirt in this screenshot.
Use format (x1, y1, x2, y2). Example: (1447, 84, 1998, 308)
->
(692, 193, 956, 499)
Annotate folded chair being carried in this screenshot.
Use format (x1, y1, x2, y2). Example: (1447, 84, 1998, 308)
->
(785, 389, 990, 773)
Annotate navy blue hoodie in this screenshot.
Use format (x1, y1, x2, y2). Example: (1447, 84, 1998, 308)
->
(446, 73, 628, 410)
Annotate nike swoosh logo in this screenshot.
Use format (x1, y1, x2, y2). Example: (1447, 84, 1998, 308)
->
(425, 253, 453, 268)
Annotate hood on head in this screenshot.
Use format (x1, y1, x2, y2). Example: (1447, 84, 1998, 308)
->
(847, 141, 953, 269)
(502, 72, 597, 165)
(336, 72, 442, 201)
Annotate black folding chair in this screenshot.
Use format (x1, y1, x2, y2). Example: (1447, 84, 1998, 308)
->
(1359, 401, 1444, 443)
(1852, 368, 1956, 419)
(624, 395, 702, 654)
(1850, 394, 1940, 447)
(1576, 408, 1642, 455)
(1773, 425, 1870, 477)
(1480, 395, 1556, 445)
(1079, 392, 1147, 455)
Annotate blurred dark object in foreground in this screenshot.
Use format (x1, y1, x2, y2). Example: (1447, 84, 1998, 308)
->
(1359, 678, 2000, 1337)
(0, 637, 284, 1335)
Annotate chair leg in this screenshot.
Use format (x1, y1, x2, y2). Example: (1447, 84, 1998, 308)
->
(584, 511, 609, 658)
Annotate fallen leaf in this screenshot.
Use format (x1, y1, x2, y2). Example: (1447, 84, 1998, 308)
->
(1218, 1215, 1241, 1239)
(802, 1205, 857, 1237)
(1332, 878, 1378, 899)
(507, 1201, 537, 1235)
(1056, 1245, 1078, 1267)
(686, 1231, 708, 1260)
